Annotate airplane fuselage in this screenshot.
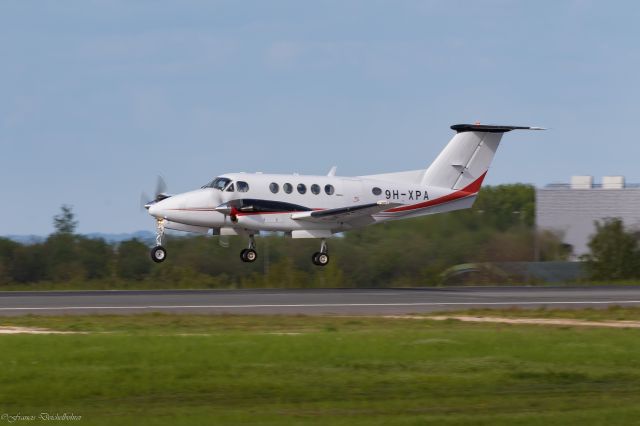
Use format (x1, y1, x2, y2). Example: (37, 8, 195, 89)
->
(148, 171, 483, 237)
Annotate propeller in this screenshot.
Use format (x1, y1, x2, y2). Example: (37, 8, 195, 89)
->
(155, 175, 167, 199)
(139, 192, 151, 212)
(140, 175, 172, 211)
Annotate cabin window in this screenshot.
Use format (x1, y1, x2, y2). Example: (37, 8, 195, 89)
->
(311, 184, 320, 195)
(372, 187, 382, 196)
(297, 183, 307, 194)
(269, 182, 279, 194)
(283, 183, 293, 194)
(325, 184, 335, 195)
(237, 181, 249, 192)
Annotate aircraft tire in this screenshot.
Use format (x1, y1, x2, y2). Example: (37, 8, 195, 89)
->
(241, 248, 258, 263)
(312, 252, 329, 266)
(150, 246, 167, 263)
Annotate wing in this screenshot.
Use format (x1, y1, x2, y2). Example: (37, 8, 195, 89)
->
(291, 200, 401, 224)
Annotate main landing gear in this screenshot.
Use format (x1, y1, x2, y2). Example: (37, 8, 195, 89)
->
(237, 236, 329, 266)
(312, 239, 330, 267)
(240, 235, 258, 263)
(150, 219, 167, 263)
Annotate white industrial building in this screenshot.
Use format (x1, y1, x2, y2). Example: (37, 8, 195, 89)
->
(536, 176, 640, 259)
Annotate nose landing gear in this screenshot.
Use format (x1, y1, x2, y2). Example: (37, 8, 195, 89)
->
(151, 245, 167, 263)
(312, 239, 329, 266)
(150, 219, 167, 263)
(240, 235, 258, 263)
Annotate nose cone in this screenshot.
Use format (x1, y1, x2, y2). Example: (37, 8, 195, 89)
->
(147, 189, 219, 221)
(147, 199, 167, 219)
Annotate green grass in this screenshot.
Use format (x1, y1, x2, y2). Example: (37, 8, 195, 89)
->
(441, 305, 640, 321)
(2, 313, 640, 425)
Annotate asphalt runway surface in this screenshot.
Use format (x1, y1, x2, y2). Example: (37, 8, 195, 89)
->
(1, 286, 640, 316)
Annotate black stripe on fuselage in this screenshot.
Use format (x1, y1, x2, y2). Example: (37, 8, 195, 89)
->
(232, 199, 313, 214)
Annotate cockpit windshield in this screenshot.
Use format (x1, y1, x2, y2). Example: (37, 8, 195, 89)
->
(203, 177, 232, 191)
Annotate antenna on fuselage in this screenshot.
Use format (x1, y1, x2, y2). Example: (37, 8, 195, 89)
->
(327, 166, 337, 177)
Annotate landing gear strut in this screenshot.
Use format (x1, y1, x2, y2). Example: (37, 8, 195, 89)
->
(150, 219, 167, 263)
(312, 239, 329, 266)
(240, 234, 258, 263)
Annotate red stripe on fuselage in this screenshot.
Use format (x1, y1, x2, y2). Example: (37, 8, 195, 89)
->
(383, 172, 487, 214)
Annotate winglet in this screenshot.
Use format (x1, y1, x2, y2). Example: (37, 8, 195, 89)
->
(327, 166, 337, 177)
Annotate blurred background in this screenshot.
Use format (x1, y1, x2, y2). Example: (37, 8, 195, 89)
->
(2, 1, 640, 288)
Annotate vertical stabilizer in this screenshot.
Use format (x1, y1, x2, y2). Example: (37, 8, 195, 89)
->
(421, 124, 543, 189)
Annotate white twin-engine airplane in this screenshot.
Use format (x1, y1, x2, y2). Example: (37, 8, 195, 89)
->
(145, 123, 543, 266)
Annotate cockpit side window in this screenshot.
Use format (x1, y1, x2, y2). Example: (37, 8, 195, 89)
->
(226, 183, 235, 192)
(205, 177, 232, 191)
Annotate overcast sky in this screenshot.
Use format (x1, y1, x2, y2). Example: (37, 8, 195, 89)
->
(2, 0, 640, 234)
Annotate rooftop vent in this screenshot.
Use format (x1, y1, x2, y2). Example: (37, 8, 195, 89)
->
(602, 176, 625, 189)
(570, 175, 593, 189)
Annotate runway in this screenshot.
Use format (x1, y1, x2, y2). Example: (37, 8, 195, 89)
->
(1, 286, 640, 316)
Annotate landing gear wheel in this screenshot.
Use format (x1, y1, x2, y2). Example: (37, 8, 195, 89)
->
(150, 246, 167, 263)
(240, 248, 258, 263)
(312, 252, 329, 266)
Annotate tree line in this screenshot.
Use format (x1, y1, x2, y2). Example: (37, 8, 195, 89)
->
(3, 184, 629, 289)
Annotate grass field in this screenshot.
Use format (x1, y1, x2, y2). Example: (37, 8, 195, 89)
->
(2, 311, 640, 425)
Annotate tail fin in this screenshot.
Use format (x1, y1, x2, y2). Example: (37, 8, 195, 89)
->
(421, 124, 544, 189)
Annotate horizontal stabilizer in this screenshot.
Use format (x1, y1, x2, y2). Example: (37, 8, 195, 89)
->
(451, 124, 546, 133)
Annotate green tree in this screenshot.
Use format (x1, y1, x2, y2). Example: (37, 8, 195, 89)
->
(53, 205, 78, 234)
(536, 230, 571, 261)
(77, 237, 113, 279)
(583, 218, 640, 280)
(473, 184, 535, 230)
(10, 244, 47, 283)
(45, 232, 86, 281)
(43, 206, 87, 281)
(116, 239, 151, 280)
(0, 238, 19, 284)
